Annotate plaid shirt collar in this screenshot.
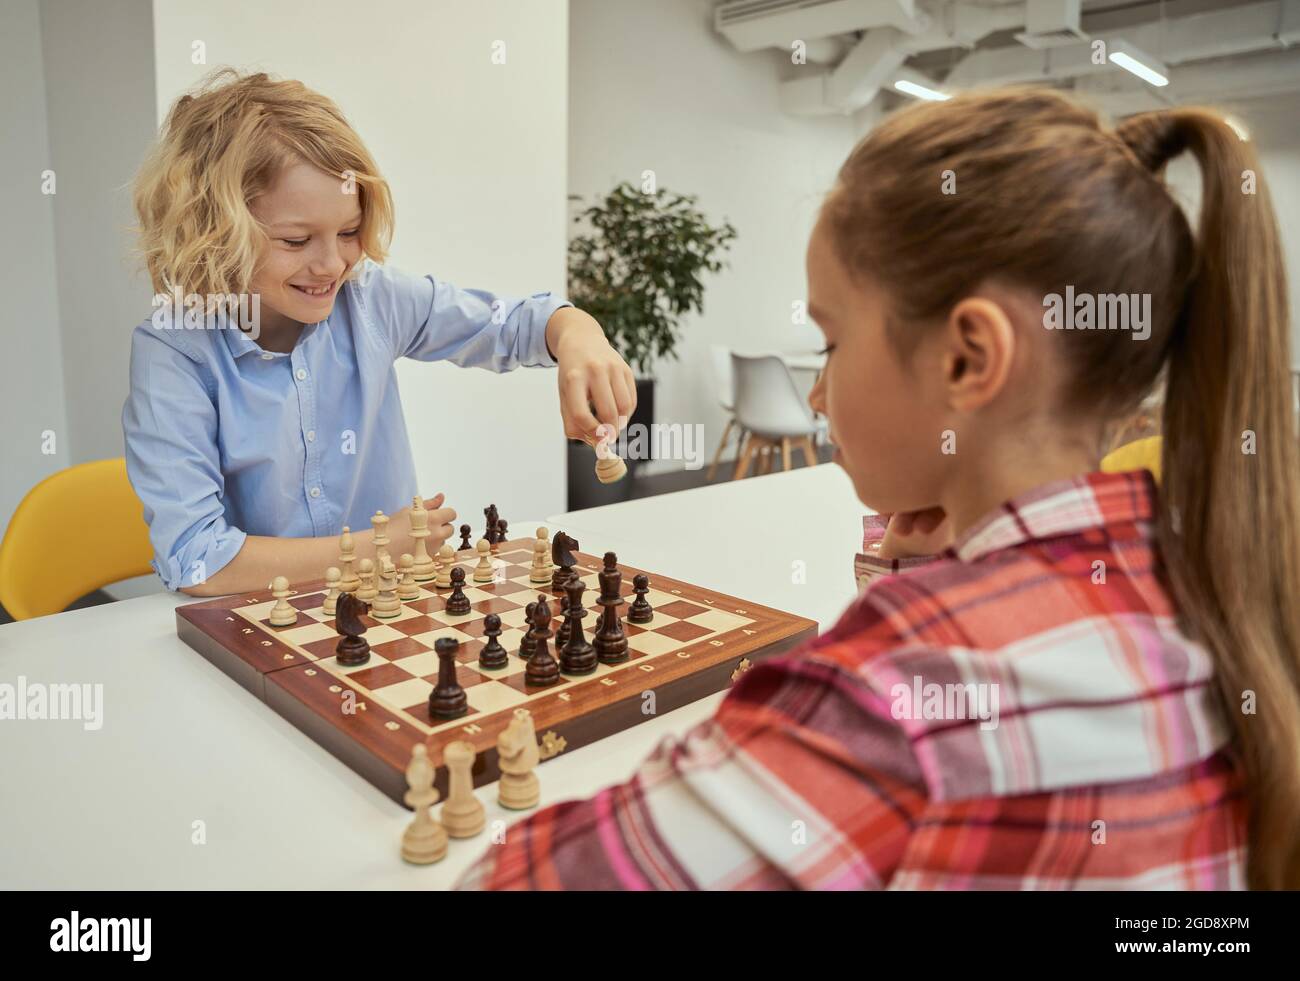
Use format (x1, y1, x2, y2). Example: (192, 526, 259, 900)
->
(951, 469, 1157, 563)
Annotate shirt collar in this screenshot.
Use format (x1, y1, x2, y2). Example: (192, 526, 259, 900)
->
(952, 469, 1157, 563)
(222, 314, 265, 359)
(220, 309, 322, 360)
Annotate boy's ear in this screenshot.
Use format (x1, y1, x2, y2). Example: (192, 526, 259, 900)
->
(941, 297, 1016, 412)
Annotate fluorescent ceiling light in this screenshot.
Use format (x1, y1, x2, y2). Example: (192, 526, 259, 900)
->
(894, 79, 950, 101)
(1107, 40, 1169, 87)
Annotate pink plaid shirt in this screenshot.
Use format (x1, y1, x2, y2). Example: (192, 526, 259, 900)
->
(456, 470, 1247, 890)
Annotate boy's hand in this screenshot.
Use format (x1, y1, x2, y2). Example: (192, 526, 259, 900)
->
(878, 506, 952, 560)
(546, 308, 637, 445)
(395, 493, 456, 551)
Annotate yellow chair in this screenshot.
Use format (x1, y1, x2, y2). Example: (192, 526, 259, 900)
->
(0, 458, 154, 621)
(1101, 435, 1163, 485)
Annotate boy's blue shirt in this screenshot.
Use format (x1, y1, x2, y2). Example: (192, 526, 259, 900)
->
(122, 259, 568, 591)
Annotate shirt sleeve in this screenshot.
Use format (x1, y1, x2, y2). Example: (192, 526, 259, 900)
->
(355, 261, 570, 371)
(855, 514, 942, 592)
(121, 328, 247, 591)
(454, 649, 928, 891)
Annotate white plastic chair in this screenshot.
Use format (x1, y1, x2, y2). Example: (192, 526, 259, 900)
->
(730, 353, 824, 478)
(706, 344, 745, 481)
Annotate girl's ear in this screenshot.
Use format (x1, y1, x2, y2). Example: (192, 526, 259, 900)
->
(941, 296, 1016, 412)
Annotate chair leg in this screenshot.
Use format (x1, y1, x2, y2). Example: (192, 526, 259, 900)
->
(733, 433, 756, 480)
(706, 418, 736, 483)
(781, 437, 792, 472)
(800, 435, 818, 468)
(757, 441, 772, 475)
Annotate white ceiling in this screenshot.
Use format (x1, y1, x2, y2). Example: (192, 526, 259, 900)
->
(712, 0, 1300, 118)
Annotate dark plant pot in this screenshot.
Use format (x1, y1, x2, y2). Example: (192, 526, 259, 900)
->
(566, 378, 655, 511)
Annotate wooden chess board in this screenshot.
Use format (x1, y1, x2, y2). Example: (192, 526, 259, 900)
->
(176, 538, 818, 804)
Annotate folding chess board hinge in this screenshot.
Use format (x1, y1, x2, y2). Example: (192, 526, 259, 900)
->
(539, 731, 567, 760)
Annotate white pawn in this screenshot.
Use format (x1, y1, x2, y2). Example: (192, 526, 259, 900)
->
(473, 538, 494, 583)
(356, 558, 377, 603)
(529, 530, 550, 584)
(440, 741, 485, 838)
(435, 544, 455, 589)
(397, 553, 420, 600)
(497, 708, 540, 811)
(269, 576, 298, 626)
(372, 557, 401, 618)
(595, 454, 627, 484)
(339, 526, 360, 593)
(322, 567, 342, 616)
(401, 744, 448, 865)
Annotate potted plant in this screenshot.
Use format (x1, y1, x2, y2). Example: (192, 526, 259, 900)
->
(565, 181, 736, 508)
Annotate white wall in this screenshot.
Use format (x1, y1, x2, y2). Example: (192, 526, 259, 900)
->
(568, 0, 858, 474)
(0, 1, 69, 540)
(0, 0, 69, 541)
(152, 0, 570, 523)
(1229, 93, 1300, 363)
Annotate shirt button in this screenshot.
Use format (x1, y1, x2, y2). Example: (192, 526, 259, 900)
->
(261, 352, 274, 361)
(310, 487, 321, 498)
(295, 368, 307, 381)
(306, 430, 316, 442)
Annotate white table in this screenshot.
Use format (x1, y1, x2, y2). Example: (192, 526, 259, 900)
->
(0, 465, 864, 889)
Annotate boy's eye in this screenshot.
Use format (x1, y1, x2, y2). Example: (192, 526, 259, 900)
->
(281, 229, 359, 247)
(818, 343, 836, 356)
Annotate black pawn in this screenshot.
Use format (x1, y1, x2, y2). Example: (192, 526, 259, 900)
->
(457, 523, 473, 551)
(524, 595, 560, 687)
(479, 613, 507, 670)
(518, 601, 538, 660)
(445, 566, 471, 615)
(555, 592, 571, 650)
(628, 573, 653, 624)
(429, 637, 468, 718)
(496, 518, 508, 547)
(560, 578, 597, 676)
(594, 551, 628, 665)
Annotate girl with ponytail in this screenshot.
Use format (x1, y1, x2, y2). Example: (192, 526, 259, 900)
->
(458, 88, 1296, 891)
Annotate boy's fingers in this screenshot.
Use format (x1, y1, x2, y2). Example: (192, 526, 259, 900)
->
(613, 367, 637, 420)
(561, 371, 601, 441)
(428, 507, 457, 526)
(588, 374, 621, 436)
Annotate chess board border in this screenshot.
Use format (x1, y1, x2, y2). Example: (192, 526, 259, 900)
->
(176, 538, 818, 805)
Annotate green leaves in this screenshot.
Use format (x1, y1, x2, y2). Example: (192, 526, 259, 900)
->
(567, 182, 736, 376)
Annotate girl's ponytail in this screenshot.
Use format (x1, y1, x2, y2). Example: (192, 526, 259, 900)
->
(1119, 109, 1300, 890)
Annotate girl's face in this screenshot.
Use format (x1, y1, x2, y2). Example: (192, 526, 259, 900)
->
(248, 159, 364, 333)
(805, 216, 952, 515)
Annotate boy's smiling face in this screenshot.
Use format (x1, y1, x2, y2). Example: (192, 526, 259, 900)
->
(248, 158, 364, 338)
